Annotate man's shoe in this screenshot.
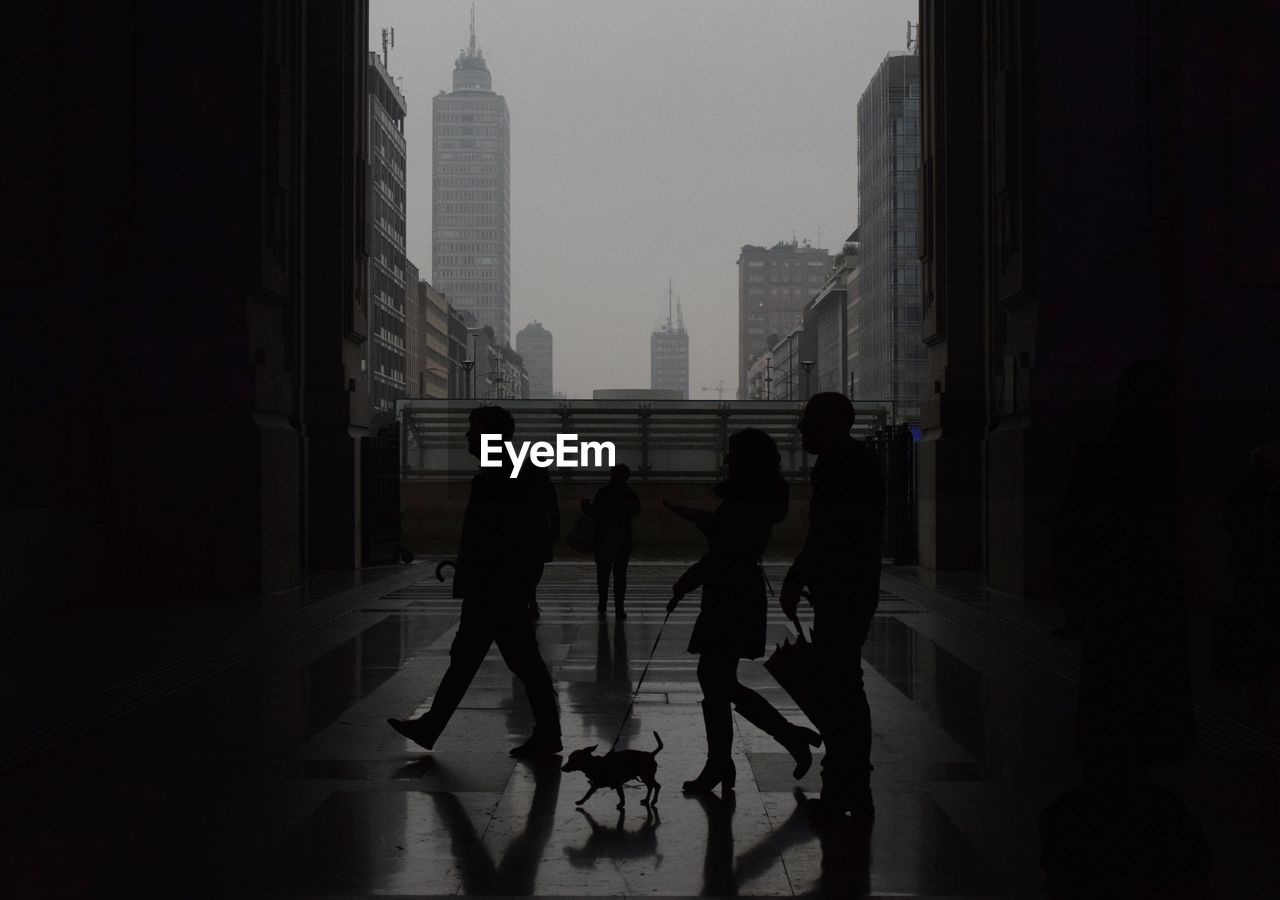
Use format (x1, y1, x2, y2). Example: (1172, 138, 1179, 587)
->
(388, 715, 443, 751)
(781, 724, 823, 779)
(509, 734, 563, 758)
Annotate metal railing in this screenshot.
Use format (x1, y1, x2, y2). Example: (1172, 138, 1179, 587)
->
(397, 399, 882, 481)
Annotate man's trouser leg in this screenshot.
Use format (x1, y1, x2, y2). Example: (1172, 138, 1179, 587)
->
(495, 619, 560, 739)
(814, 603, 874, 803)
(595, 555, 612, 607)
(427, 598, 494, 729)
(613, 545, 631, 603)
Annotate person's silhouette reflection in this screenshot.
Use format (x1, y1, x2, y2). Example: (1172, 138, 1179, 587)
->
(692, 791, 737, 896)
(563, 619, 632, 743)
(428, 759, 562, 895)
(597, 618, 631, 689)
(694, 787, 871, 897)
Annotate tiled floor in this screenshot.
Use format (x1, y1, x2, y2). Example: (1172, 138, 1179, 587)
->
(1, 562, 1276, 897)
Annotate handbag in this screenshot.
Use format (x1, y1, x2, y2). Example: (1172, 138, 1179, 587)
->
(764, 613, 828, 733)
(566, 512, 598, 553)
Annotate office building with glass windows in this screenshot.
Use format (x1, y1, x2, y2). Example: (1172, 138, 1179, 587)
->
(432, 17, 511, 345)
(851, 51, 924, 424)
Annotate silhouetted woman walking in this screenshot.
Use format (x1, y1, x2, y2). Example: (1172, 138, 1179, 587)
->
(582, 464, 641, 618)
(666, 428, 821, 793)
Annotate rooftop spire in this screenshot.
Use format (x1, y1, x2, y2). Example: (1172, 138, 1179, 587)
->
(469, 4, 476, 54)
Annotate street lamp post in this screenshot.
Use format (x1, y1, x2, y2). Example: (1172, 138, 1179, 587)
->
(800, 360, 815, 400)
(461, 359, 475, 400)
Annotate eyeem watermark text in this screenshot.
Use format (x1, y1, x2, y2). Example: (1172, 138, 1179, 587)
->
(480, 433, 616, 477)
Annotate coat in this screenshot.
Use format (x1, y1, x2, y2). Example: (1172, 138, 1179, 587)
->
(675, 477, 788, 659)
(454, 465, 560, 603)
(782, 434, 883, 611)
(585, 482, 640, 557)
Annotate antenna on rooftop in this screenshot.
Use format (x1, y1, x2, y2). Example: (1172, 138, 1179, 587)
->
(470, 4, 477, 54)
(381, 27, 395, 66)
(667, 277, 674, 330)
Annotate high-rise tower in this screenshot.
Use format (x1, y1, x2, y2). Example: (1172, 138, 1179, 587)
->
(516, 321, 553, 398)
(651, 280, 690, 399)
(432, 8, 511, 344)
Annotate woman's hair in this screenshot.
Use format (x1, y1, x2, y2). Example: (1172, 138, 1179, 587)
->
(727, 428, 789, 523)
(729, 428, 781, 476)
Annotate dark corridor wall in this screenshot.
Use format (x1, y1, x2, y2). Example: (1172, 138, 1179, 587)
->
(2, 1, 372, 607)
(916, 0, 1280, 601)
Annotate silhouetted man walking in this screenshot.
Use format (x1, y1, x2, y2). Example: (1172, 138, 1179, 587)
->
(388, 406, 562, 758)
(781, 393, 883, 820)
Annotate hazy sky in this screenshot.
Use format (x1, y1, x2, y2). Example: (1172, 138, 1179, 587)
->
(370, 0, 916, 398)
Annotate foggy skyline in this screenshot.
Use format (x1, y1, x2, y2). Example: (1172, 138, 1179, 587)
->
(370, 0, 917, 398)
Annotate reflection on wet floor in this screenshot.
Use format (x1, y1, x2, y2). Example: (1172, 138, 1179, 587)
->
(1, 563, 1275, 897)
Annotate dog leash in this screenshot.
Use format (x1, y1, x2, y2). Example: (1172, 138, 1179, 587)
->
(608, 607, 672, 753)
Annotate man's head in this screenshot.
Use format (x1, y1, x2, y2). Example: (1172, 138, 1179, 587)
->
(466, 405, 515, 460)
(798, 392, 856, 455)
(609, 463, 632, 484)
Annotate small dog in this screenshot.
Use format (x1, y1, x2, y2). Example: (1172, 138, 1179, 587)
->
(561, 731, 663, 810)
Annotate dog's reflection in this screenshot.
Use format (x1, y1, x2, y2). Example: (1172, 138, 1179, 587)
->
(563, 805, 662, 869)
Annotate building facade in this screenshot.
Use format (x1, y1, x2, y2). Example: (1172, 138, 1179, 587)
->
(746, 324, 804, 401)
(516, 321, 553, 398)
(367, 51, 409, 425)
(650, 302, 689, 400)
(431, 17, 511, 345)
(403, 260, 421, 397)
(407, 280, 450, 399)
(851, 52, 924, 424)
(737, 240, 832, 398)
(806, 282, 848, 399)
(470, 324, 528, 401)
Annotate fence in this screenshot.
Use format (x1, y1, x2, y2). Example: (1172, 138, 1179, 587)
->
(397, 399, 882, 482)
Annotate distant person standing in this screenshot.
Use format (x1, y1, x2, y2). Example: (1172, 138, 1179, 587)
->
(582, 464, 641, 618)
(781, 393, 884, 821)
(388, 406, 562, 758)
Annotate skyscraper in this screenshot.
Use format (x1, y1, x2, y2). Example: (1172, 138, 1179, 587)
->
(367, 49, 409, 423)
(651, 283, 689, 399)
(850, 51, 923, 423)
(737, 240, 833, 399)
(516, 321, 553, 398)
(432, 11, 511, 345)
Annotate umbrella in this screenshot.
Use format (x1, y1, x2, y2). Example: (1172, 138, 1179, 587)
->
(764, 611, 828, 734)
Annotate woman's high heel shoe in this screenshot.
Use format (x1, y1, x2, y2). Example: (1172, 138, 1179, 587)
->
(682, 757, 736, 793)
